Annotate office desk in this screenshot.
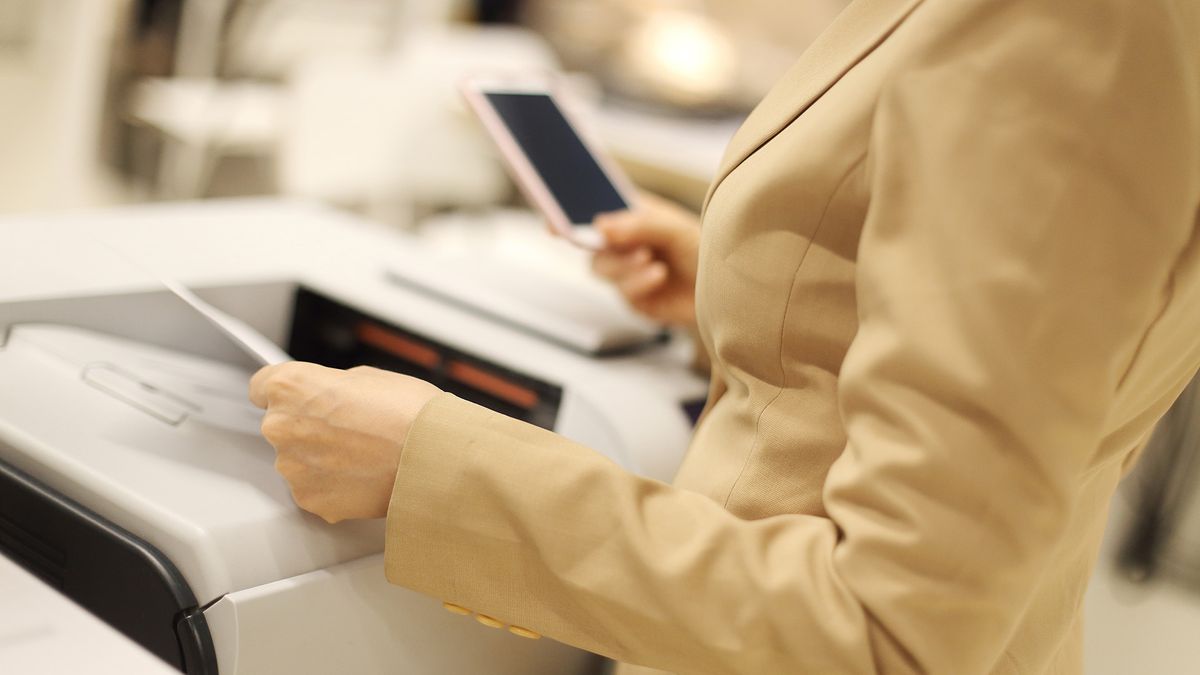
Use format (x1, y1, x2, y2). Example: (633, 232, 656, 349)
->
(0, 555, 178, 675)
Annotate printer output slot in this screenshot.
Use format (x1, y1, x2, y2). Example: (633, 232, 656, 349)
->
(287, 287, 562, 431)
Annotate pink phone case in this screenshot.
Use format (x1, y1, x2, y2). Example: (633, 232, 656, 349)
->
(461, 76, 638, 250)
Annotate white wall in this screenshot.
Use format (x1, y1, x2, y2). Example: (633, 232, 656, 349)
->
(0, 0, 128, 213)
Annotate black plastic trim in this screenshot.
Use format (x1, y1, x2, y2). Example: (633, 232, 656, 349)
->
(0, 456, 218, 674)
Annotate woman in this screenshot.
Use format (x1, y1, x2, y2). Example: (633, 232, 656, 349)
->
(249, 0, 1200, 672)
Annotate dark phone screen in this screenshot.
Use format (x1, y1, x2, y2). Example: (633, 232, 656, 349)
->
(485, 92, 628, 225)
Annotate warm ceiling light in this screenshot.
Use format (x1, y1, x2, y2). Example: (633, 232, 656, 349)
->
(621, 9, 737, 107)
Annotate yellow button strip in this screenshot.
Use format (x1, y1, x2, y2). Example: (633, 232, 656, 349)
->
(474, 614, 504, 629)
(508, 626, 542, 640)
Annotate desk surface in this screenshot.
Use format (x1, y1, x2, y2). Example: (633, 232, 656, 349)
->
(0, 555, 178, 675)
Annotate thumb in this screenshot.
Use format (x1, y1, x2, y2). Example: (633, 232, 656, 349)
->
(595, 209, 684, 250)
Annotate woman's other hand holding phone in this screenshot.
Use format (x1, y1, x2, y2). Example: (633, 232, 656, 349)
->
(592, 193, 701, 331)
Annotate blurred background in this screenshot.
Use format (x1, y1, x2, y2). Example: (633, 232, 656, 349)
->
(0, 2, 1198, 673)
(0, 0, 848, 220)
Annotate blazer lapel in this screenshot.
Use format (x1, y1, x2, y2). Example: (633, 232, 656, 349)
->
(703, 0, 925, 212)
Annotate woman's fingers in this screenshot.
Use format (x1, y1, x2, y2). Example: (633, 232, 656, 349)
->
(592, 246, 653, 281)
(249, 361, 332, 409)
(595, 204, 686, 250)
(592, 247, 669, 299)
(616, 261, 669, 300)
(591, 192, 701, 328)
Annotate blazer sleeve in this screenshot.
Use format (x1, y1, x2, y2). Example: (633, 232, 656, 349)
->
(383, 2, 1199, 673)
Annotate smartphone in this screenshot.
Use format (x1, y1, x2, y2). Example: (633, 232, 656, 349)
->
(462, 75, 637, 249)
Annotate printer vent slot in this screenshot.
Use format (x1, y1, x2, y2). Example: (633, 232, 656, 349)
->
(0, 511, 67, 589)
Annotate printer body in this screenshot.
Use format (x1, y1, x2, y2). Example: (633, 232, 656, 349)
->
(0, 201, 707, 673)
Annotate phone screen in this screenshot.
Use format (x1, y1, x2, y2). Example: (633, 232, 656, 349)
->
(485, 92, 628, 225)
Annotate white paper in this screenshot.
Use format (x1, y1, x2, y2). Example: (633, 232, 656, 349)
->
(160, 277, 292, 367)
(96, 241, 292, 368)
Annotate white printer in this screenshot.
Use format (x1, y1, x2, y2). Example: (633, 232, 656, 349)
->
(0, 200, 708, 674)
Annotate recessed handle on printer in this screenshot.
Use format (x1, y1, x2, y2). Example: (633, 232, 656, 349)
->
(82, 363, 197, 426)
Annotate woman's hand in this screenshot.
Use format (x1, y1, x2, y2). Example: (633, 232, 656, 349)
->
(592, 193, 701, 330)
(248, 362, 441, 523)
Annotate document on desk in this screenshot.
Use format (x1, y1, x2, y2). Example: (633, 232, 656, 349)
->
(161, 278, 292, 367)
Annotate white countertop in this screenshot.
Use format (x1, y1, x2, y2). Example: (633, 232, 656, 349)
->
(0, 555, 177, 675)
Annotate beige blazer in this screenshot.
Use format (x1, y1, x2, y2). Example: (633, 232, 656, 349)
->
(384, 0, 1200, 673)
